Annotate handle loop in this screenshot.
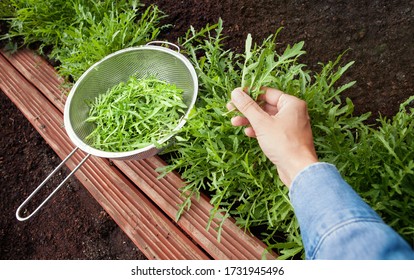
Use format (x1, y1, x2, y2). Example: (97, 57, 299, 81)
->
(16, 148, 90, 221)
(146, 41, 180, 52)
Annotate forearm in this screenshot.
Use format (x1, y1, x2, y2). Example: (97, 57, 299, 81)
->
(289, 162, 414, 259)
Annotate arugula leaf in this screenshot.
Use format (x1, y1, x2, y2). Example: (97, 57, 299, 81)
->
(86, 75, 187, 152)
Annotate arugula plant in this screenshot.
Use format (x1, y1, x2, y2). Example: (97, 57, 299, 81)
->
(50, 2, 165, 81)
(241, 30, 306, 100)
(3, 1, 413, 257)
(161, 21, 414, 258)
(345, 96, 414, 240)
(1, 0, 166, 81)
(0, 0, 14, 18)
(160, 21, 309, 259)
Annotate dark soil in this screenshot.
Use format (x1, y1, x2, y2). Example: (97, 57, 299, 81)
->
(0, 92, 147, 260)
(1, 0, 413, 259)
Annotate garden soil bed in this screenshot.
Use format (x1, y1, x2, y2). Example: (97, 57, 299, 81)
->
(1, 0, 413, 259)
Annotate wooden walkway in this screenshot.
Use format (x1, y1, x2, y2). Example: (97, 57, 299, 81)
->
(0, 49, 276, 260)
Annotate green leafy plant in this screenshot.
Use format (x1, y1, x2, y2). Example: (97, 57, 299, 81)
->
(159, 21, 308, 259)
(3, 1, 413, 258)
(86, 75, 187, 152)
(1, 0, 76, 47)
(241, 30, 306, 100)
(159, 21, 414, 258)
(0, 0, 15, 18)
(1, 0, 166, 81)
(50, 2, 165, 80)
(344, 96, 414, 240)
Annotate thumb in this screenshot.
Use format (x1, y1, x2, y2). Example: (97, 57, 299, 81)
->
(231, 88, 267, 126)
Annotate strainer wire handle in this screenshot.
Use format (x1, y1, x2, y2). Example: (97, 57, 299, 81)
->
(16, 148, 91, 221)
(146, 41, 180, 52)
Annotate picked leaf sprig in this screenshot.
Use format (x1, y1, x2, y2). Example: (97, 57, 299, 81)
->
(241, 29, 306, 100)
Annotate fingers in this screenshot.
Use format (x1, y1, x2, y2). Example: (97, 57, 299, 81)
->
(230, 88, 268, 128)
(259, 87, 285, 105)
(231, 115, 250, 126)
(244, 126, 256, 137)
(226, 101, 235, 111)
(232, 119, 257, 138)
(227, 87, 290, 139)
(230, 115, 257, 138)
(227, 87, 286, 117)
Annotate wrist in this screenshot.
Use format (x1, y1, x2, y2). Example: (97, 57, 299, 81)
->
(278, 153, 319, 188)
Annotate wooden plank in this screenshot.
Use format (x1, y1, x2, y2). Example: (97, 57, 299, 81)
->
(0, 50, 67, 112)
(0, 52, 209, 260)
(116, 159, 274, 259)
(2, 49, 277, 259)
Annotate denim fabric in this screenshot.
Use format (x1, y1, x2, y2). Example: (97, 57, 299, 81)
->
(289, 162, 414, 260)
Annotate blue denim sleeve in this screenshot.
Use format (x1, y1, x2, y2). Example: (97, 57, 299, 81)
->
(289, 162, 414, 260)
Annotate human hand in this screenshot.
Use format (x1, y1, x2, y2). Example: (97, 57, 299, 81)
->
(227, 87, 318, 187)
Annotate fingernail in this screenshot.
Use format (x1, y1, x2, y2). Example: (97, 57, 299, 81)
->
(231, 88, 245, 102)
(230, 116, 238, 126)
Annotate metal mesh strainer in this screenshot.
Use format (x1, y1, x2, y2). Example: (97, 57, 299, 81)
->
(65, 43, 198, 160)
(16, 43, 198, 221)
